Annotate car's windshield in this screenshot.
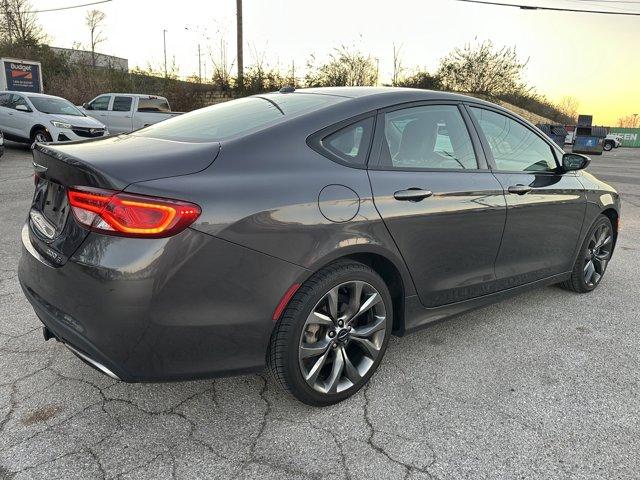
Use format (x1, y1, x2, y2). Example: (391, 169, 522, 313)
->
(28, 96, 84, 116)
(135, 93, 345, 142)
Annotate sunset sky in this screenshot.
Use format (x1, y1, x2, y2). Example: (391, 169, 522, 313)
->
(29, 0, 640, 125)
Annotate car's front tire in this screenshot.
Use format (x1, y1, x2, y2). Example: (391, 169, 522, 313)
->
(560, 215, 614, 293)
(32, 128, 52, 143)
(603, 141, 613, 152)
(267, 261, 393, 406)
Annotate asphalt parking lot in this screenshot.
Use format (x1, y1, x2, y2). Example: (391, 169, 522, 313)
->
(1, 142, 638, 480)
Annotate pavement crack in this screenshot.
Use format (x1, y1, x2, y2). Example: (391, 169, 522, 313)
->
(0, 385, 17, 436)
(362, 381, 436, 477)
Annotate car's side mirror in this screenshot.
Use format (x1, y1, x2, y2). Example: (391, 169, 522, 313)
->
(15, 104, 30, 112)
(83, 103, 90, 110)
(562, 153, 590, 171)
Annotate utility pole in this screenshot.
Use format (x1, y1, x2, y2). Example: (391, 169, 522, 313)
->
(3, 0, 13, 42)
(198, 44, 202, 83)
(236, 0, 244, 92)
(163, 29, 168, 77)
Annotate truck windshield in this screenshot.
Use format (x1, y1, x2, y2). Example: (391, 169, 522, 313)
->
(28, 96, 84, 116)
(135, 94, 346, 142)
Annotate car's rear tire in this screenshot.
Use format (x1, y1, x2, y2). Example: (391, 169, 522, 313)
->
(32, 129, 52, 143)
(603, 141, 613, 151)
(560, 215, 614, 293)
(267, 260, 393, 406)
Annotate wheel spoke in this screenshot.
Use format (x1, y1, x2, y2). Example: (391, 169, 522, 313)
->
(594, 257, 608, 273)
(584, 260, 595, 284)
(348, 292, 381, 325)
(346, 281, 364, 318)
(326, 286, 340, 321)
(324, 348, 345, 393)
(342, 348, 362, 384)
(351, 315, 386, 339)
(595, 228, 608, 248)
(307, 310, 334, 327)
(351, 336, 380, 359)
(300, 339, 330, 359)
(305, 349, 330, 384)
(599, 235, 613, 249)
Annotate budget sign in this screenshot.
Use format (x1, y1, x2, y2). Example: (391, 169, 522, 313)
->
(1, 59, 43, 93)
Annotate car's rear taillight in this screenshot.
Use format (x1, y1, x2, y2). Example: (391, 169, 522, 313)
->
(67, 187, 201, 238)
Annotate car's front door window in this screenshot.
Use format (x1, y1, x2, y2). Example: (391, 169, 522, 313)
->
(469, 107, 557, 172)
(89, 95, 111, 111)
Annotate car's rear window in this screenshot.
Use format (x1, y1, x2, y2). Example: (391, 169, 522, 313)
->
(135, 94, 345, 142)
(137, 97, 170, 112)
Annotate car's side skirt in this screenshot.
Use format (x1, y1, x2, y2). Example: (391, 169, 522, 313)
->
(399, 272, 571, 336)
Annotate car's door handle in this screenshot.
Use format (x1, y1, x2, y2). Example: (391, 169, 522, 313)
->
(393, 188, 433, 202)
(507, 184, 533, 195)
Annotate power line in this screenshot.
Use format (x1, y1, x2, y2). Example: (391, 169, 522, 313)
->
(569, 0, 640, 3)
(565, 0, 640, 12)
(3, 0, 112, 14)
(455, 0, 640, 14)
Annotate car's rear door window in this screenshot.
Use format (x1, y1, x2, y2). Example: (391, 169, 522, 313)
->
(470, 107, 557, 172)
(112, 96, 133, 112)
(379, 105, 478, 170)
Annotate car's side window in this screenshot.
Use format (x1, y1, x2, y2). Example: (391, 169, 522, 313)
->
(89, 95, 111, 111)
(112, 96, 133, 112)
(0, 93, 10, 107)
(470, 107, 557, 172)
(320, 117, 374, 166)
(10, 95, 30, 111)
(380, 105, 477, 170)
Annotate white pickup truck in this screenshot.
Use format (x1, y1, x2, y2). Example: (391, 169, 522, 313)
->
(81, 93, 181, 134)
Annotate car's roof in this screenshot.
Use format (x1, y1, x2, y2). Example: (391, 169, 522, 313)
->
(101, 93, 168, 98)
(262, 86, 498, 111)
(0, 91, 64, 99)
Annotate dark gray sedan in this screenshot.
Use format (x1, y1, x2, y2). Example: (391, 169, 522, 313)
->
(19, 87, 620, 405)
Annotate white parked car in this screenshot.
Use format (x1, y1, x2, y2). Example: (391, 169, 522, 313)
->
(0, 91, 107, 144)
(81, 93, 181, 134)
(603, 134, 622, 151)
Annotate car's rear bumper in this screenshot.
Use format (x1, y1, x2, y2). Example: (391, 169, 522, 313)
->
(18, 223, 308, 382)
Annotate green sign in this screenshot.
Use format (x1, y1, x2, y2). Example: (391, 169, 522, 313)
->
(609, 127, 640, 148)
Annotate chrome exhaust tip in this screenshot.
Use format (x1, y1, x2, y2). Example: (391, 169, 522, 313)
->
(64, 343, 121, 381)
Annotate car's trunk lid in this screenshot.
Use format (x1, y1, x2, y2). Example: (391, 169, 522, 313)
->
(27, 135, 220, 266)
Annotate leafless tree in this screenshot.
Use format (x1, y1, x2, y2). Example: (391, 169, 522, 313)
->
(305, 45, 378, 87)
(617, 114, 639, 128)
(208, 36, 235, 91)
(85, 9, 106, 67)
(558, 96, 580, 123)
(0, 0, 46, 45)
(392, 43, 404, 86)
(438, 39, 529, 96)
